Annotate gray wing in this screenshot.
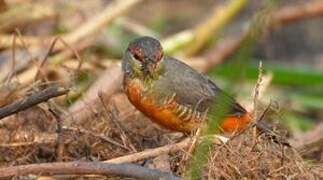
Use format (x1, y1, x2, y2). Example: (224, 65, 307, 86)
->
(158, 56, 246, 115)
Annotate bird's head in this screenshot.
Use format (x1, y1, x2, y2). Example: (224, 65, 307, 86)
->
(122, 36, 165, 82)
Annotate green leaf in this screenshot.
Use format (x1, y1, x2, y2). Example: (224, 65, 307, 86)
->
(281, 112, 315, 132)
(210, 63, 323, 86)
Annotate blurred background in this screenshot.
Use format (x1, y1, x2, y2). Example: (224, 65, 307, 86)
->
(0, 0, 322, 178)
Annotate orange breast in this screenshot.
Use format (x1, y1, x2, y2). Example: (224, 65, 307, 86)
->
(124, 79, 200, 132)
(124, 79, 252, 133)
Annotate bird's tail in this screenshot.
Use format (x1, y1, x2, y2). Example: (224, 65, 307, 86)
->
(255, 120, 291, 147)
(221, 112, 290, 147)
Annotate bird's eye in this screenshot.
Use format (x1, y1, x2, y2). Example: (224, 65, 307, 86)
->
(134, 53, 140, 60)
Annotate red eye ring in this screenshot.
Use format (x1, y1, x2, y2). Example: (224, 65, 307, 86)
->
(129, 46, 143, 61)
(156, 51, 163, 61)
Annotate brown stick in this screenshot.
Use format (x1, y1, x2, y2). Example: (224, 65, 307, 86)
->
(5, 34, 17, 83)
(0, 4, 56, 32)
(0, 133, 56, 147)
(106, 138, 191, 164)
(0, 86, 69, 120)
(105, 135, 228, 164)
(0, 0, 142, 50)
(0, 126, 128, 150)
(271, 1, 323, 28)
(202, 1, 323, 72)
(202, 35, 246, 72)
(63, 0, 143, 46)
(0, 0, 319, 52)
(292, 123, 323, 155)
(48, 108, 65, 161)
(0, 34, 50, 49)
(0, 161, 181, 180)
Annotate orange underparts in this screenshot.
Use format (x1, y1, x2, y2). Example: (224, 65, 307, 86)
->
(125, 79, 202, 132)
(125, 79, 252, 133)
(220, 113, 252, 132)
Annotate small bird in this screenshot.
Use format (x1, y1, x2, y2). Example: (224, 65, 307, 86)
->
(122, 36, 271, 134)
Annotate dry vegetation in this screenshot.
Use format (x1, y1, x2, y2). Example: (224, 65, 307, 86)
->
(0, 0, 322, 179)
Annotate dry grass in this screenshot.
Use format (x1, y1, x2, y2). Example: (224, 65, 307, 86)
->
(0, 90, 170, 166)
(0, 87, 319, 179)
(0, 1, 322, 179)
(205, 129, 314, 179)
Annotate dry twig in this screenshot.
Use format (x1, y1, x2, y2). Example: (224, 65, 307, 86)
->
(0, 4, 55, 32)
(106, 138, 191, 164)
(63, 0, 143, 46)
(0, 161, 181, 180)
(48, 108, 65, 161)
(34, 36, 83, 81)
(252, 61, 263, 119)
(271, 1, 323, 28)
(184, 0, 248, 56)
(99, 93, 137, 152)
(62, 126, 128, 151)
(0, 133, 56, 147)
(293, 123, 323, 156)
(162, 0, 323, 74)
(178, 128, 201, 173)
(0, 86, 69, 120)
(5, 34, 17, 83)
(0, 34, 50, 49)
(106, 135, 228, 164)
(65, 65, 122, 125)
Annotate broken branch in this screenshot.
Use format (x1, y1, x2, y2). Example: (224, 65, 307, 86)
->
(0, 86, 69, 120)
(0, 161, 181, 180)
(106, 135, 228, 164)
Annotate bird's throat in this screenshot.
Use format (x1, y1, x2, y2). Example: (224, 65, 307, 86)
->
(131, 62, 165, 87)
